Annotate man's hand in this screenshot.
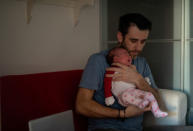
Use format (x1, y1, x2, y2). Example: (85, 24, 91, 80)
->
(124, 103, 152, 118)
(106, 63, 140, 85)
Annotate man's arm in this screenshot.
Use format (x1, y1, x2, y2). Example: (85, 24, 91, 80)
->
(75, 87, 119, 118)
(106, 63, 159, 103)
(75, 87, 151, 118)
(135, 74, 159, 102)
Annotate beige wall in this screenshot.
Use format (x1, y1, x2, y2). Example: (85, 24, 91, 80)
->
(0, 0, 100, 76)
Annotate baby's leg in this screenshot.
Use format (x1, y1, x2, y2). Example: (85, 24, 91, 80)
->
(143, 91, 168, 118)
(119, 89, 149, 108)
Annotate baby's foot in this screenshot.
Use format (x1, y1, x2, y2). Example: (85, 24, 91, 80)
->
(154, 111, 168, 118)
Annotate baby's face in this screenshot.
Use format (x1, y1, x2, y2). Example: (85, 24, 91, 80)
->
(113, 48, 132, 66)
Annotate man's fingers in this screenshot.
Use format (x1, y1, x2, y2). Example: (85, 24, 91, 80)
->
(112, 63, 129, 70)
(105, 73, 122, 81)
(130, 65, 137, 71)
(143, 103, 152, 112)
(139, 95, 144, 99)
(106, 66, 123, 73)
(105, 74, 113, 77)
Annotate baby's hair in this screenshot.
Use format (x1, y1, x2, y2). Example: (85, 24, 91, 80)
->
(106, 45, 127, 65)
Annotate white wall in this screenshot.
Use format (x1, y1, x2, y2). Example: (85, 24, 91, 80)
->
(0, 0, 100, 76)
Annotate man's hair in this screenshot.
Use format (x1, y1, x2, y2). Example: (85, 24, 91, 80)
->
(106, 45, 126, 65)
(118, 13, 152, 36)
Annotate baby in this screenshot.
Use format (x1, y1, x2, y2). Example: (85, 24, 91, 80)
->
(104, 47, 168, 118)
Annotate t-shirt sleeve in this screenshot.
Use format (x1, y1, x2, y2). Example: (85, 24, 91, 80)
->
(79, 54, 105, 90)
(143, 59, 158, 89)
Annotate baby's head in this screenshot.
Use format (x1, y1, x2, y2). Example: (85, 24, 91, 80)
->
(107, 47, 132, 66)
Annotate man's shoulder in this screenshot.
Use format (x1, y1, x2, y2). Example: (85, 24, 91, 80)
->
(89, 50, 108, 62)
(91, 50, 108, 57)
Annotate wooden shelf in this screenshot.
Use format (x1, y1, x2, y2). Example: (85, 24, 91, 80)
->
(18, 0, 94, 25)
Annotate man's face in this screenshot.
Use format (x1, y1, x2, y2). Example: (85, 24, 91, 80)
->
(118, 25, 149, 58)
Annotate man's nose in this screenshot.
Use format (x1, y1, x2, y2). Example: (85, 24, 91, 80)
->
(135, 42, 141, 50)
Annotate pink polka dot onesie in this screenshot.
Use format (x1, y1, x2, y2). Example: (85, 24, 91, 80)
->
(104, 71, 168, 118)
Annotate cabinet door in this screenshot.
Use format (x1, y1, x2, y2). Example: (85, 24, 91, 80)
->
(103, 0, 182, 90)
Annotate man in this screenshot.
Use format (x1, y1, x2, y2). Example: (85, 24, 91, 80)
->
(76, 13, 159, 131)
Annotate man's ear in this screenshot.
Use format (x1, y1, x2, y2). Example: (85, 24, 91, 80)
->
(117, 32, 123, 43)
